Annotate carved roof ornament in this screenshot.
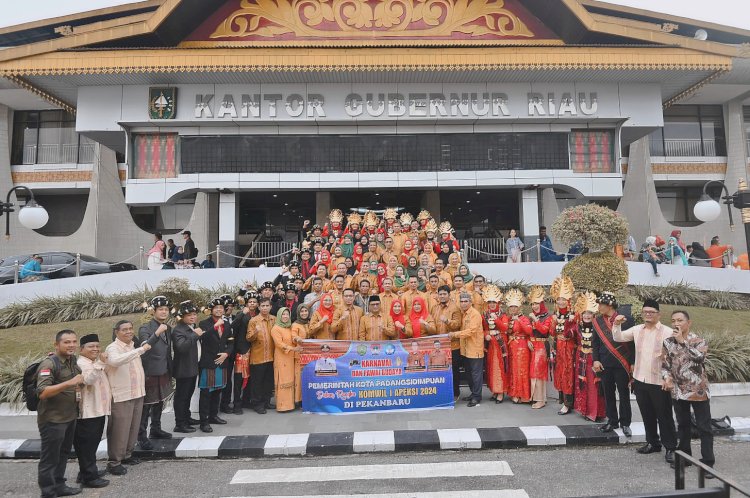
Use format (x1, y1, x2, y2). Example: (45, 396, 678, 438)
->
(660, 23, 679, 33)
(203, 0, 545, 43)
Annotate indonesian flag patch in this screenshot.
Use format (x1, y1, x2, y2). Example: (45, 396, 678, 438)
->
(39, 369, 51, 376)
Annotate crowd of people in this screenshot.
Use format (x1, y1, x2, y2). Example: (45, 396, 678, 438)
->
(146, 230, 216, 270)
(34, 208, 718, 496)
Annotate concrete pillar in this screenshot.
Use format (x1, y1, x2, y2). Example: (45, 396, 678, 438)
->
(519, 188, 540, 261)
(218, 192, 238, 267)
(723, 99, 750, 255)
(316, 191, 331, 226)
(422, 190, 441, 221)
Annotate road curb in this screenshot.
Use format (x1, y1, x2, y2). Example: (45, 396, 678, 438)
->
(0, 420, 742, 460)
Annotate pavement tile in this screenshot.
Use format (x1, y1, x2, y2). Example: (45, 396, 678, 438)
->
(175, 436, 226, 458)
(306, 432, 354, 456)
(353, 431, 396, 452)
(476, 427, 527, 449)
(14, 439, 41, 459)
(437, 428, 482, 449)
(218, 435, 268, 458)
(394, 430, 440, 451)
(264, 433, 309, 456)
(519, 426, 566, 446)
(558, 425, 618, 446)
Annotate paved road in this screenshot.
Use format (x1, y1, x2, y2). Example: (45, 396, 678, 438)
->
(2, 439, 749, 497)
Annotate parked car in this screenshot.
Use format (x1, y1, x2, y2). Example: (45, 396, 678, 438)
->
(0, 252, 137, 284)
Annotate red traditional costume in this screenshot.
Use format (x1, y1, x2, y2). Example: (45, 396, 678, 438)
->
(573, 292, 606, 422)
(551, 276, 577, 414)
(482, 285, 508, 402)
(528, 287, 552, 408)
(500, 289, 532, 402)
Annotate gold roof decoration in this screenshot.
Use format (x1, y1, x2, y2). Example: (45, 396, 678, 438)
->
(423, 219, 438, 233)
(550, 275, 575, 301)
(482, 284, 503, 303)
(347, 212, 362, 226)
(328, 208, 344, 224)
(505, 288, 525, 308)
(527, 286, 546, 304)
(417, 209, 432, 221)
(383, 207, 398, 220)
(439, 221, 454, 234)
(575, 291, 599, 315)
(399, 212, 414, 226)
(363, 210, 379, 227)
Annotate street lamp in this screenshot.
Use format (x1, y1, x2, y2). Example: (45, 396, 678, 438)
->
(0, 186, 49, 238)
(693, 179, 750, 257)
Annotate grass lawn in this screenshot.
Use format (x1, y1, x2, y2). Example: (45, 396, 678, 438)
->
(658, 304, 748, 333)
(0, 312, 146, 360)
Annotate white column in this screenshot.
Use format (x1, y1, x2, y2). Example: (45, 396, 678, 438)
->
(218, 192, 238, 268)
(519, 188, 540, 262)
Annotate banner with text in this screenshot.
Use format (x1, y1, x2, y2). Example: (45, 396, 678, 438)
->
(300, 335, 454, 414)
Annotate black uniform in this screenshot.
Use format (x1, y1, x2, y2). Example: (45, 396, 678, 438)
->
(592, 315, 635, 429)
(171, 322, 201, 428)
(227, 311, 256, 410)
(136, 319, 172, 441)
(197, 316, 235, 422)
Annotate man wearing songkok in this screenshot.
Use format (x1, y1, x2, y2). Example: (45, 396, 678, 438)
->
(171, 301, 204, 433)
(358, 296, 396, 341)
(197, 298, 234, 433)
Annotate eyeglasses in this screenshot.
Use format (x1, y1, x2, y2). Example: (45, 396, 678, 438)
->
(642, 310, 658, 314)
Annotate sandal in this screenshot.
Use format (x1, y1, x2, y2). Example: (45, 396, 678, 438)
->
(558, 406, 570, 415)
(531, 401, 546, 409)
(495, 396, 504, 404)
(511, 397, 520, 404)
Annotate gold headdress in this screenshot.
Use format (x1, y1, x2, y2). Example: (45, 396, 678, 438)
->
(505, 288, 525, 308)
(383, 207, 398, 220)
(328, 209, 344, 224)
(399, 212, 414, 226)
(527, 286, 546, 304)
(574, 291, 598, 315)
(364, 210, 379, 228)
(347, 212, 362, 226)
(550, 275, 575, 301)
(424, 219, 438, 233)
(417, 209, 432, 221)
(439, 221, 454, 235)
(483, 284, 504, 303)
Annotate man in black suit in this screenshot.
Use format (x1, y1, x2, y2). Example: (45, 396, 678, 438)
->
(182, 230, 197, 265)
(171, 301, 204, 433)
(137, 296, 173, 451)
(219, 294, 237, 414)
(197, 298, 235, 433)
(228, 290, 259, 414)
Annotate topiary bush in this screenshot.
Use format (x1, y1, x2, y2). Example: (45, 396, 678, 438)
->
(551, 203, 629, 252)
(561, 251, 629, 293)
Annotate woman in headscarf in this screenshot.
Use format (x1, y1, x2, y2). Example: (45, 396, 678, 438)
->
(422, 242, 438, 266)
(528, 288, 552, 410)
(309, 293, 335, 340)
(418, 253, 431, 269)
(405, 256, 420, 278)
(457, 264, 474, 289)
(376, 263, 388, 292)
(390, 300, 407, 339)
(344, 257, 357, 276)
(291, 305, 310, 407)
(352, 244, 364, 271)
(482, 288, 508, 404)
(689, 242, 711, 267)
(437, 242, 452, 266)
(270, 308, 300, 412)
(416, 267, 428, 292)
(446, 252, 462, 278)
(670, 229, 687, 253)
(331, 245, 346, 270)
(405, 296, 435, 339)
(312, 250, 331, 278)
(386, 254, 399, 277)
(339, 233, 355, 259)
(665, 236, 688, 266)
(393, 265, 408, 291)
(401, 240, 418, 266)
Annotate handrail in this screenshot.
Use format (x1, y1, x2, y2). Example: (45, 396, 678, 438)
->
(675, 450, 750, 496)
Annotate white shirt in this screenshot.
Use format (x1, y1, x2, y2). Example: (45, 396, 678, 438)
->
(613, 322, 674, 385)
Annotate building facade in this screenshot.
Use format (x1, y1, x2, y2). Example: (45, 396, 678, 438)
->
(0, 0, 749, 265)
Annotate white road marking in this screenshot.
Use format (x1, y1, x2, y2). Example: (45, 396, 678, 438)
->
(230, 460, 513, 484)
(226, 492, 530, 498)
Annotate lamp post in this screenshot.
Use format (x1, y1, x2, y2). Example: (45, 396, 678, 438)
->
(0, 186, 49, 238)
(693, 179, 750, 261)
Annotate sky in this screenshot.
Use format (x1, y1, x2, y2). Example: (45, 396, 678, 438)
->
(0, 0, 748, 30)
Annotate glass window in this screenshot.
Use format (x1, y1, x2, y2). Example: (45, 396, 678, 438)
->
(132, 134, 178, 179)
(11, 110, 89, 165)
(569, 130, 615, 173)
(655, 105, 726, 157)
(11, 111, 39, 165)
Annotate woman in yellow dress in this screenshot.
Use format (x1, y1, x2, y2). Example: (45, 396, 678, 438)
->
(291, 305, 310, 407)
(308, 293, 336, 340)
(270, 307, 301, 412)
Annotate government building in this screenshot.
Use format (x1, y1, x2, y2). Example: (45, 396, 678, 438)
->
(0, 0, 749, 264)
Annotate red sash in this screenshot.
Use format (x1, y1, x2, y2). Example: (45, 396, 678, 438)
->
(592, 316, 632, 377)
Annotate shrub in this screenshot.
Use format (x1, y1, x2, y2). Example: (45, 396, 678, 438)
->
(0, 353, 44, 405)
(632, 282, 703, 307)
(703, 330, 750, 382)
(551, 204, 629, 252)
(561, 251, 629, 293)
(702, 290, 750, 311)
(492, 279, 532, 296)
(614, 290, 644, 324)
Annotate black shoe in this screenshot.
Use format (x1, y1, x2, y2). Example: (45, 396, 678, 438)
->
(188, 417, 201, 425)
(174, 424, 197, 433)
(200, 423, 213, 433)
(106, 464, 127, 476)
(665, 450, 675, 464)
(622, 426, 632, 438)
(467, 400, 480, 407)
(81, 478, 110, 488)
(254, 406, 267, 414)
(637, 443, 662, 454)
(461, 396, 472, 401)
(149, 428, 172, 439)
(208, 416, 227, 425)
(56, 485, 82, 496)
(122, 457, 141, 465)
(264, 402, 276, 410)
(220, 406, 233, 414)
(495, 397, 504, 404)
(704, 471, 716, 480)
(138, 438, 153, 451)
(600, 423, 618, 433)
(233, 407, 244, 415)
(75, 469, 106, 483)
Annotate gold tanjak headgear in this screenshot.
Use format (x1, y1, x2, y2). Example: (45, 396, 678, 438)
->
(328, 209, 344, 224)
(574, 291, 599, 315)
(364, 211, 379, 228)
(505, 288, 525, 308)
(550, 275, 575, 301)
(424, 219, 438, 233)
(483, 285, 503, 303)
(527, 286, 546, 304)
(399, 212, 414, 226)
(383, 207, 398, 220)
(347, 212, 362, 226)
(439, 221, 454, 235)
(417, 209, 432, 221)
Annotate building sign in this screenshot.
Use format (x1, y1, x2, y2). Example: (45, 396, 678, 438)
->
(188, 85, 603, 121)
(148, 87, 177, 119)
(300, 336, 454, 414)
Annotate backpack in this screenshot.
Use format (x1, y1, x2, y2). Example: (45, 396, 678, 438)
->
(22, 355, 61, 412)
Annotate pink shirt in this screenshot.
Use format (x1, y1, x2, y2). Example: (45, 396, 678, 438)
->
(105, 339, 147, 403)
(613, 322, 674, 385)
(77, 356, 111, 418)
